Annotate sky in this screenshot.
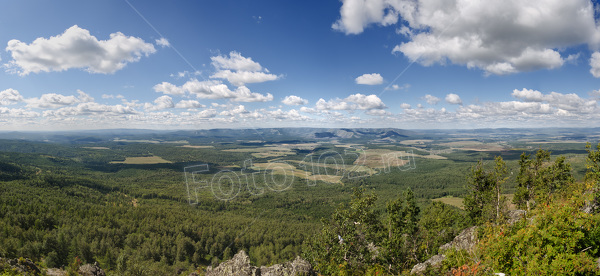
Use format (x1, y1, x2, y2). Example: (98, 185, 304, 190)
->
(1, 0, 600, 130)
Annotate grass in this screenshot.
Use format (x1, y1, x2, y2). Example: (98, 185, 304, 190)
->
(432, 196, 464, 209)
(110, 156, 172, 164)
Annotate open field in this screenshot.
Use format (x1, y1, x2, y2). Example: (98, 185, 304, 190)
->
(82, 146, 110, 150)
(179, 145, 215, 149)
(251, 162, 342, 183)
(432, 196, 464, 209)
(110, 156, 172, 164)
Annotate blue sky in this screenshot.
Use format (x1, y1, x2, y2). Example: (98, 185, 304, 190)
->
(1, 0, 600, 130)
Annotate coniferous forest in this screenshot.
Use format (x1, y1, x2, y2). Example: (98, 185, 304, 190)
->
(0, 129, 599, 275)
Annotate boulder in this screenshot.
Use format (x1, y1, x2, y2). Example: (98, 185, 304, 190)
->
(206, 251, 259, 276)
(411, 226, 479, 274)
(78, 263, 106, 276)
(206, 251, 313, 276)
(1, 258, 41, 275)
(260, 256, 313, 276)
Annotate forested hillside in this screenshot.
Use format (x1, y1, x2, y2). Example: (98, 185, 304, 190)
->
(0, 131, 598, 275)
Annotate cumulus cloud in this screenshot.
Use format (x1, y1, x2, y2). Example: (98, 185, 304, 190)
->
(209, 51, 279, 86)
(101, 94, 124, 99)
(154, 79, 273, 102)
(445, 93, 462, 105)
(316, 93, 386, 111)
(211, 51, 263, 71)
(400, 103, 411, 109)
(282, 95, 308, 105)
(385, 83, 410, 91)
(210, 70, 279, 86)
(355, 73, 384, 85)
(333, 0, 600, 75)
(155, 37, 170, 48)
(365, 109, 391, 116)
(511, 88, 597, 112)
(5, 25, 156, 75)
(423, 94, 440, 105)
(332, 0, 399, 34)
(0, 89, 24, 105)
(153, 82, 185, 96)
(144, 95, 174, 111)
(175, 100, 205, 109)
(25, 91, 93, 109)
(590, 52, 600, 78)
(197, 109, 217, 118)
(43, 102, 138, 117)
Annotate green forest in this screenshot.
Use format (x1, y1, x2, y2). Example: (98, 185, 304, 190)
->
(0, 134, 598, 275)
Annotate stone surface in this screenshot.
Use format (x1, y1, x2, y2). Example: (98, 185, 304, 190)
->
(410, 254, 445, 275)
(206, 250, 313, 276)
(411, 226, 479, 274)
(438, 226, 478, 252)
(506, 209, 527, 224)
(260, 256, 313, 276)
(1, 258, 41, 275)
(78, 263, 106, 276)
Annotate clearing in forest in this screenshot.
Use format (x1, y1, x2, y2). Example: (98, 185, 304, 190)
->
(110, 156, 172, 164)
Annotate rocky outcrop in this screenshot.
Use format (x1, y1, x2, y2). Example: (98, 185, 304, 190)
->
(411, 226, 479, 275)
(260, 256, 314, 276)
(206, 250, 314, 276)
(506, 209, 527, 224)
(0, 258, 41, 275)
(438, 226, 478, 252)
(78, 263, 106, 276)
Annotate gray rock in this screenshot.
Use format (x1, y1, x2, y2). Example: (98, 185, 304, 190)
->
(439, 226, 478, 252)
(412, 226, 479, 274)
(206, 250, 313, 276)
(78, 263, 106, 276)
(506, 209, 527, 224)
(410, 254, 445, 275)
(206, 251, 259, 276)
(260, 256, 313, 276)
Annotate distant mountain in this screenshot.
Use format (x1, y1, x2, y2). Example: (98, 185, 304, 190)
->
(2, 127, 600, 144)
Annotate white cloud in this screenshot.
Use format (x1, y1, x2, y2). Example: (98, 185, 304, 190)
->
(385, 83, 410, 91)
(211, 51, 263, 72)
(355, 73, 384, 85)
(0, 89, 24, 105)
(144, 95, 174, 111)
(197, 109, 217, 118)
(316, 93, 386, 110)
(445, 93, 462, 105)
(511, 88, 597, 113)
(26, 91, 93, 109)
(300, 106, 318, 114)
(334, 0, 600, 75)
(43, 102, 138, 117)
(101, 94, 125, 99)
(282, 95, 308, 105)
(175, 100, 205, 109)
(0, 107, 39, 118)
(423, 94, 440, 105)
(400, 103, 411, 109)
(209, 51, 279, 86)
(210, 70, 279, 86)
(5, 25, 156, 75)
(231, 86, 273, 102)
(155, 79, 273, 102)
(590, 52, 600, 78)
(219, 105, 249, 116)
(155, 37, 170, 48)
(154, 81, 185, 96)
(332, 0, 399, 34)
(365, 109, 391, 116)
